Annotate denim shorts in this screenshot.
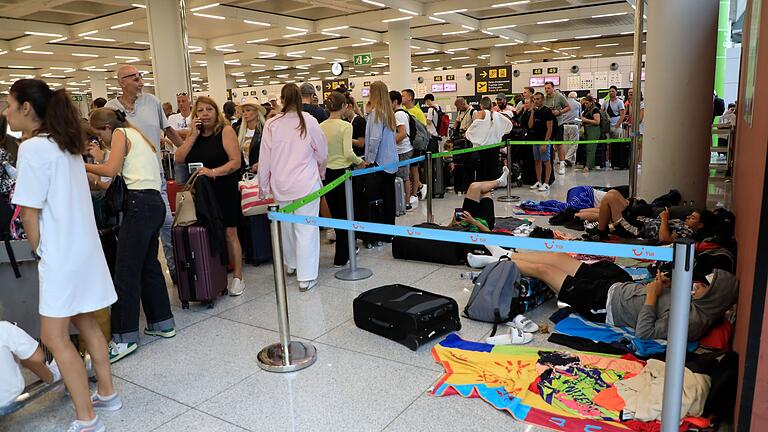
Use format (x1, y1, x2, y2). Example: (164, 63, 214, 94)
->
(533, 144, 552, 161)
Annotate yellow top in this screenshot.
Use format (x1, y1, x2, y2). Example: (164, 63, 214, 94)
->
(320, 119, 363, 170)
(121, 127, 161, 191)
(407, 105, 427, 125)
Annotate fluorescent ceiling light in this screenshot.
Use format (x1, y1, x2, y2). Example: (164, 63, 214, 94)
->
(85, 37, 116, 42)
(592, 12, 627, 18)
(492, 1, 530, 7)
(514, 59, 531, 63)
(486, 24, 517, 30)
(451, 56, 470, 60)
(286, 50, 305, 57)
(494, 42, 516, 47)
(446, 47, 468, 52)
(620, 31, 634, 35)
(398, 8, 418, 15)
(25, 31, 63, 37)
(193, 13, 225, 20)
(247, 38, 269, 44)
(461, 64, 477, 67)
(317, 46, 338, 51)
(361, 0, 385, 6)
(536, 18, 569, 24)
(533, 39, 558, 43)
(361, 37, 377, 42)
(382, 16, 412, 22)
(311, 56, 326, 60)
(423, 59, 440, 62)
(9, 74, 34, 78)
(352, 42, 374, 46)
(214, 43, 234, 49)
(110, 21, 133, 29)
(334, 58, 348, 62)
(321, 32, 341, 37)
(575, 34, 602, 39)
(524, 49, 545, 53)
(244, 20, 270, 27)
(283, 32, 307, 38)
(461, 25, 476, 30)
(481, 30, 494, 35)
(190, 3, 219, 11)
(442, 30, 470, 35)
(217, 48, 237, 52)
(50, 67, 74, 70)
(258, 75, 271, 79)
(72, 53, 99, 57)
(134, 41, 150, 45)
(15, 45, 32, 51)
(188, 46, 203, 52)
(48, 37, 68, 43)
(297, 71, 310, 75)
(429, 16, 445, 23)
(433, 9, 467, 15)
(8, 65, 34, 69)
(583, 54, 603, 57)
(286, 26, 309, 32)
(250, 63, 266, 67)
(251, 69, 265, 73)
(559, 46, 580, 50)
(104, 62, 117, 66)
(595, 43, 619, 47)
(616, 51, 634, 55)
(323, 25, 350, 32)
(274, 65, 289, 70)
(115, 55, 139, 59)
(78, 30, 98, 37)
(551, 56, 571, 60)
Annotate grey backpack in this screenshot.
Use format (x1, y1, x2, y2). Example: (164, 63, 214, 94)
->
(463, 257, 521, 331)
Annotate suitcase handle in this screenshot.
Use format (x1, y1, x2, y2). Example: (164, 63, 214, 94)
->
(369, 317, 393, 329)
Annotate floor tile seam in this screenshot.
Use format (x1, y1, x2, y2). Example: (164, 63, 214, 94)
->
(209, 313, 283, 336)
(147, 407, 194, 432)
(107, 374, 199, 410)
(186, 407, 256, 432)
(377, 388, 431, 432)
(193, 370, 261, 410)
(311, 336, 444, 374)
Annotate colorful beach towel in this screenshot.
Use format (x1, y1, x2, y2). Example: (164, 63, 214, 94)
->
(431, 334, 639, 431)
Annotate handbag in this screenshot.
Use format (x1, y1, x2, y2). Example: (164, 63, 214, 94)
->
(239, 172, 274, 216)
(173, 171, 200, 227)
(103, 175, 127, 218)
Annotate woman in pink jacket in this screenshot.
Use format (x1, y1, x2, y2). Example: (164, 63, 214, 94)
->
(258, 84, 328, 291)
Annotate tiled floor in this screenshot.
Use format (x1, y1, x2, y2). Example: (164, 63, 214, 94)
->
(0, 168, 728, 432)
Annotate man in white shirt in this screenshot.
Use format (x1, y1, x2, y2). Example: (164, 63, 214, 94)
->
(390, 90, 415, 210)
(424, 93, 440, 137)
(105, 65, 185, 281)
(561, 92, 582, 166)
(167, 93, 193, 183)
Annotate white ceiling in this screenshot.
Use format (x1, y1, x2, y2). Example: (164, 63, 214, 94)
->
(0, 0, 644, 96)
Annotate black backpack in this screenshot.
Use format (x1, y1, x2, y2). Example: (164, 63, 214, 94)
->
(0, 193, 21, 278)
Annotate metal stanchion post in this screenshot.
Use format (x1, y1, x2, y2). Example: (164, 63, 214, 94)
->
(497, 141, 519, 202)
(660, 239, 695, 431)
(336, 173, 373, 281)
(425, 152, 434, 223)
(628, 0, 644, 196)
(257, 205, 317, 372)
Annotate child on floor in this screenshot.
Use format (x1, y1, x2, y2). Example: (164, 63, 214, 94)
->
(0, 321, 60, 409)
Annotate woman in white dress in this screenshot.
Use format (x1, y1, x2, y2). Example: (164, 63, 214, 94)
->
(6, 79, 119, 432)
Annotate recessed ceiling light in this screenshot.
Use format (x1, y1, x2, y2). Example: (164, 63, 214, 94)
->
(494, 42, 516, 47)
(616, 51, 634, 55)
(247, 39, 269, 44)
(382, 16, 413, 22)
(429, 16, 445, 23)
(559, 46, 580, 50)
(592, 12, 627, 18)
(620, 31, 634, 35)
(524, 49, 545, 53)
(486, 24, 517, 30)
(286, 26, 309, 32)
(533, 39, 558, 43)
(25, 31, 63, 37)
(78, 30, 98, 37)
(514, 59, 531, 63)
(451, 56, 470, 60)
(48, 37, 68, 43)
(433, 9, 467, 15)
(193, 13, 225, 20)
(8, 65, 35, 69)
(84, 37, 116, 42)
(352, 42, 374, 46)
(14, 45, 32, 51)
(595, 43, 619, 47)
(110, 21, 133, 29)
(461, 63, 477, 67)
(317, 46, 338, 51)
(575, 34, 602, 39)
(551, 56, 571, 60)
(361, 0, 385, 7)
(583, 54, 603, 57)
(442, 30, 470, 35)
(134, 41, 151, 45)
(461, 25, 476, 30)
(537, 19, 569, 24)
(491, 1, 530, 7)
(190, 3, 220, 12)
(244, 20, 270, 26)
(423, 59, 440, 62)
(72, 53, 99, 57)
(283, 32, 307, 38)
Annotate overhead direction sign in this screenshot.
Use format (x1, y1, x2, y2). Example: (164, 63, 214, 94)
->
(353, 53, 373, 66)
(322, 78, 349, 101)
(474, 66, 512, 96)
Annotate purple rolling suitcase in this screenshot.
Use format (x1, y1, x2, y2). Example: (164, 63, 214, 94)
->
(172, 226, 228, 309)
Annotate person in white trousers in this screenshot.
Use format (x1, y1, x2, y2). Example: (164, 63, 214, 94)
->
(258, 84, 328, 292)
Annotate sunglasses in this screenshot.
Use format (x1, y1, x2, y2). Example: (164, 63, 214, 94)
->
(176, 92, 188, 96)
(119, 72, 143, 81)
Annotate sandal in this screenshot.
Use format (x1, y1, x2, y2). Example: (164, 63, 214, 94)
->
(485, 328, 533, 345)
(508, 314, 539, 333)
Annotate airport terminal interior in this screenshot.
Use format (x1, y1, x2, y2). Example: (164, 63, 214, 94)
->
(1, 0, 767, 431)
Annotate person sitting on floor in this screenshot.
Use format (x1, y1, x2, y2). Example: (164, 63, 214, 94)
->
(0, 321, 61, 410)
(582, 189, 716, 243)
(445, 166, 510, 233)
(466, 251, 738, 341)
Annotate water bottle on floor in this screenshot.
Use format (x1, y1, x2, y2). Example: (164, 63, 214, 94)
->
(460, 271, 480, 280)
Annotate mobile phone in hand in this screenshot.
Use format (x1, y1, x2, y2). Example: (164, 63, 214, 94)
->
(455, 208, 463, 221)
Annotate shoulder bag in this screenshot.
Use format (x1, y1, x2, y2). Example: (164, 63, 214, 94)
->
(173, 171, 200, 227)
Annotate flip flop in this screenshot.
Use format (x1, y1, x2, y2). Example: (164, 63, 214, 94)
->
(508, 314, 539, 333)
(485, 328, 533, 345)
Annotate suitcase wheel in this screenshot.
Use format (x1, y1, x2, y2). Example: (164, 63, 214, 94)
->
(404, 335, 419, 351)
(181, 301, 190, 310)
(206, 301, 215, 309)
(222, 288, 229, 296)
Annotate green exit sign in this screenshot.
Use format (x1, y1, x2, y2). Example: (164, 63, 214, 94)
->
(354, 53, 372, 66)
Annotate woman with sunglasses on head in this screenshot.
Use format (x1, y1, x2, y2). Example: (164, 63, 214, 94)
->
(5, 79, 119, 432)
(86, 108, 177, 367)
(175, 96, 246, 296)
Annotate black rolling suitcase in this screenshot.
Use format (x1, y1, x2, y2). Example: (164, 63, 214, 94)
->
(610, 140, 631, 170)
(353, 284, 461, 350)
(392, 223, 468, 265)
(432, 156, 445, 198)
(248, 214, 273, 265)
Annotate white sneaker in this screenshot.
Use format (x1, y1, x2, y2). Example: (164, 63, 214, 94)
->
(47, 359, 61, 383)
(529, 182, 541, 190)
(108, 341, 137, 364)
(409, 195, 418, 206)
(67, 416, 105, 432)
(496, 166, 509, 188)
(418, 184, 427, 200)
(466, 253, 499, 269)
(558, 161, 566, 175)
(90, 392, 123, 411)
(298, 279, 317, 292)
(286, 266, 296, 276)
(326, 229, 336, 243)
(229, 277, 245, 296)
(538, 183, 550, 192)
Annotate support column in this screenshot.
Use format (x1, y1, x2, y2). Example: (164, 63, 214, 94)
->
(206, 50, 228, 107)
(638, 0, 719, 205)
(146, 0, 192, 110)
(715, 0, 730, 99)
(490, 46, 506, 67)
(388, 20, 411, 91)
(89, 71, 108, 101)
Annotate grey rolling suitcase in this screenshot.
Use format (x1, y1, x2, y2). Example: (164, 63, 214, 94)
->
(395, 177, 407, 216)
(432, 157, 445, 198)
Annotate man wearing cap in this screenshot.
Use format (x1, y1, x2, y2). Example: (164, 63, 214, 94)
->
(495, 93, 515, 115)
(300, 83, 328, 123)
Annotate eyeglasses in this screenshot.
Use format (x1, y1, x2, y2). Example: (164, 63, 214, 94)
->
(119, 72, 143, 81)
(176, 92, 188, 96)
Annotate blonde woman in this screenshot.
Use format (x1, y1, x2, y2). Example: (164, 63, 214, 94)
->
(175, 96, 246, 296)
(235, 102, 266, 172)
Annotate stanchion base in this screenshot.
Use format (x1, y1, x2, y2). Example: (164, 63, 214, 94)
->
(257, 341, 317, 373)
(335, 267, 373, 281)
(496, 195, 520, 202)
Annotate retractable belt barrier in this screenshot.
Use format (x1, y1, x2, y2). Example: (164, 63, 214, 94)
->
(267, 211, 674, 262)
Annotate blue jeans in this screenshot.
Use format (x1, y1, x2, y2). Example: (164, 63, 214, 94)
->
(159, 179, 175, 274)
(112, 190, 175, 344)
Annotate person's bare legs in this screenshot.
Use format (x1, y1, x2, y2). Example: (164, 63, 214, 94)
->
(511, 260, 569, 294)
(40, 316, 95, 422)
(225, 227, 243, 279)
(410, 166, 421, 197)
(543, 157, 552, 183)
(534, 160, 542, 184)
(557, 144, 566, 164)
(20, 347, 53, 383)
(575, 208, 600, 222)
(511, 251, 582, 276)
(71, 313, 115, 398)
(404, 178, 411, 201)
(465, 179, 501, 202)
(319, 196, 332, 218)
(598, 190, 629, 231)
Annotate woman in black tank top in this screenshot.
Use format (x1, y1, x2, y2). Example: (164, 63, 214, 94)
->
(175, 97, 246, 296)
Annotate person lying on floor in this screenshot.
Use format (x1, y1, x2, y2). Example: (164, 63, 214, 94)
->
(444, 166, 510, 233)
(466, 252, 738, 340)
(582, 189, 716, 243)
(1, 321, 61, 410)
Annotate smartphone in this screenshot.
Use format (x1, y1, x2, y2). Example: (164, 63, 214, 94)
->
(196, 122, 203, 132)
(188, 162, 204, 174)
(455, 208, 464, 221)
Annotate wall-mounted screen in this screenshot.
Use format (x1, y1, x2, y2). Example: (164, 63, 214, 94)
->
(529, 77, 546, 87)
(443, 82, 457, 92)
(629, 70, 646, 81)
(431, 83, 444, 93)
(545, 76, 560, 86)
(361, 88, 370, 97)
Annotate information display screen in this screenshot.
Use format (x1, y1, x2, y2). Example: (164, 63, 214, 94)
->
(431, 83, 444, 93)
(361, 88, 370, 97)
(443, 82, 457, 92)
(529, 77, 545, 87)
(545, 76, 560, 86)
